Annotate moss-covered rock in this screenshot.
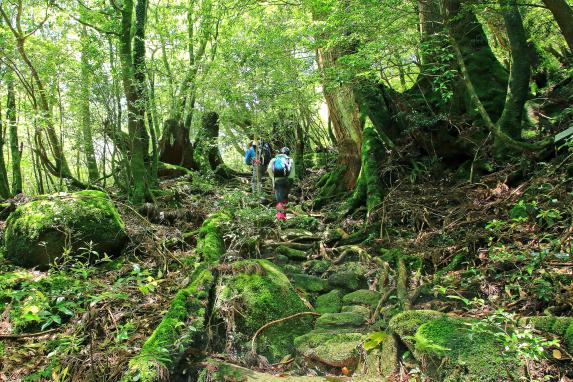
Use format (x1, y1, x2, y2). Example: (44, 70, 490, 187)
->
(357, 334, 399, 379)
(388, 310, 444, 347)
(315, 312, 366, 331)
(341, 305, 370, 318)
(522, 316, 573, 353)
(413, 316, 522, 381)
(342, 290, 381, 308)
(216, 260, 313, 362)
(290, 274, 329, 293)
(277, 245, 308, 261)
(390, 311, 522, 382)
(294, 330, 365, 368)
(4, 191, 127, 268)
(303, 259, 331, 275)
(327, 262, 369, 291)
(315, 290, 343, 314)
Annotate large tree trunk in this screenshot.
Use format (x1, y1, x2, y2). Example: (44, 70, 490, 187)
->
(80, 27, 99, 183)
(118, 0, 151, 203)
(6, 71, 22, 195)
(317, 48, 363, 190)
(194, 111, 231, 176)
(542, 0, 573, 54)
(496, 0, 531, 142)
(159, 119, 196, 169)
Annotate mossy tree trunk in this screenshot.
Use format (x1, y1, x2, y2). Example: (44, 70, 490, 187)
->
(80, 26, 100, 183)
(0, 88, 10, 199)
(542, 0, 573, 54)
(194, 111, 227, 174)
(317, 48, 363, 192)
(118, 0, 152, 203)
(496, 0, 531, 143)
(6, 71, 22, 195)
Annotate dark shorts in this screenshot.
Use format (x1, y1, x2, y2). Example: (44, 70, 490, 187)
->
(274, 177, 292, 203)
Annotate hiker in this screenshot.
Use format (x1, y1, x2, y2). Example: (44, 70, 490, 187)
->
(245, 139, 272, 193)
(268, 147, 295, 220)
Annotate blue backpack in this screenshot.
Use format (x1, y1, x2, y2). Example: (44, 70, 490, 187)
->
(272, 155, 292, 177)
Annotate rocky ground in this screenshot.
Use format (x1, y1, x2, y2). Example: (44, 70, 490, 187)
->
(1, 156, 573, 381)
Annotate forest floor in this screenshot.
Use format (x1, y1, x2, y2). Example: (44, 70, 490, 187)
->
(1, 153, 573, 381)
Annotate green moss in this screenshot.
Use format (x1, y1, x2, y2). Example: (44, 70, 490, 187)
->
(294, 330, 365, 368)
(121, 267, 215, 382)
(565, 322, 573, 354)
(4, 191, 127, 268)
(342, 290, 381, 308)
(388, 310, 444, 347)
(290, 274, 329, 293)
(303, 259, 331, 275)
(277, 246, 308, 261)
(196, 211, 231, 264)
(315, 290, 343, 314)
(284, 215, 320, 231)
(413, 316, 522, 381)
(327, 264, 367, 291)
(217, 260, 312, 362)
(525, 316, 573, 353)
(341, 305, 370, 318)
(315, 312, 366, 331)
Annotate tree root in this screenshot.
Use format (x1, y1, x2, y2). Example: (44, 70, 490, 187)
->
(250, 312, 321, 357)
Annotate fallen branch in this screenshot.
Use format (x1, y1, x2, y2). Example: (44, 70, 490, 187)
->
(0, 328, 58, 339)
(250, 312, 321, 356)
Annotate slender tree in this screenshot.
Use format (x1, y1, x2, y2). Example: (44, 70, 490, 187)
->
(6, 71, 22, 195)
(542, 0, 573, 53)
(80, 26, 99, 183)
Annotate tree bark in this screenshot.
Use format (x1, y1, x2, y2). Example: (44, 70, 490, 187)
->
(0, 84, 11, 199)
(118, 0, 151, 203)
(317, 48, 363, 190)
(6, 71, 22, 195)
(542, 0, 573, 54)
(496, 0, 531, 141)
(80, 27, 99, 183)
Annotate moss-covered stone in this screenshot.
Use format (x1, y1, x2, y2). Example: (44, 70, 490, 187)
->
(523, 316, 573, 353)
(388, 310, 444, 348)
(216, 260, 312, 362)
(315, 290, 343, 314)
(327, 263, 368, 291)
(342, 290, 381, 308)
(294, 330, 365, 368)
(277, 245, 308, 261)
(303, 259, 331, 275)
(357, 334, 399, 378)
(315, 312, 366, 331)
(412, 316, 522, 382)
(4, 190, 127, 268)
(290, 273, 329, 293)
(341, 305, 370, 318)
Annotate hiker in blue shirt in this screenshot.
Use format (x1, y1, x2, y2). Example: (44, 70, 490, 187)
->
(268, 147, 295, 207)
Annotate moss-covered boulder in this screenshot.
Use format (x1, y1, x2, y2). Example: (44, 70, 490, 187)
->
(315, 290, 343, 314)
(277, 245, 308, 261)
(315, 312, 366, 331)
(390, 311, 522, 382)
(342, 290, 381, 308)
(521, 316, 573, 353)
(303, 259, 331, 275)
(341, 305, 370, 318)
(294, 330, 365, 368)
(5, 191, 127, 268)
(291, 273, 329, 293)
(216, 260, 313, 362)
(327, 262, 368, 291)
